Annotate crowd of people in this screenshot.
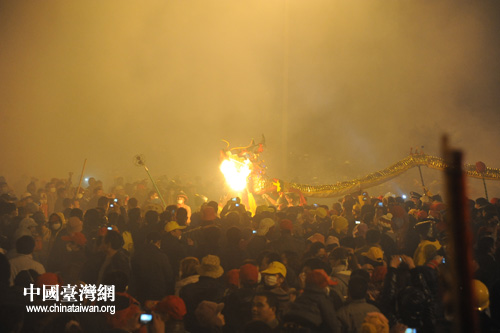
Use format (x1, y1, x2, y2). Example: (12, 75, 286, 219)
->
(0, 175, 499, 332)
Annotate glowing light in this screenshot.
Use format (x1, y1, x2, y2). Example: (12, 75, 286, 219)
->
(84, 177, 89, 182)
(402, 194, 407, 200)
(220, 158, 252, 192)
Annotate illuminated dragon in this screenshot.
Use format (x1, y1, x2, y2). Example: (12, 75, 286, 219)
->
(220, 139, 500, 199)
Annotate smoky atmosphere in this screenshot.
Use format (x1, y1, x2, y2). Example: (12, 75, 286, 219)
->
(1, 0, 500, 201)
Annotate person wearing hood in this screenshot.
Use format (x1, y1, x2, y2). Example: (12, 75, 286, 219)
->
(284, 269, 341, 332)
(47, 208, 83, 272)
(46, 212, 65, 252)
(12, 217, 38, 248)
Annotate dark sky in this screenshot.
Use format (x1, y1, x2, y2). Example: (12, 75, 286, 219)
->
(1, 0, 500, 199)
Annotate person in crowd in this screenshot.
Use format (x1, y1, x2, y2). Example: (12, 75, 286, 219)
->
(220, 226, 249, 271)
(284, 269, 341, 332)
(179, 254, 225, 331)
(223, 263, 259, 332)
(161, 221, 187, 279)
(337, 275, 382, 332)
(177, 192, 192, 224)
(59, 231, 87, 284)
(175, 256, 200, 296)
(413, 220, 441, 266)
(258, 261, 290, 318)
(251, 291, 281, 330)
(9, 235, 45, 285)
(131, 232, 174, 303)
(47, 208, 84, 272)
(194, 300, 225, 333)
(153, 295, 188, 333)
(247, 217, 275, 259)
(92, 230, 130, 285)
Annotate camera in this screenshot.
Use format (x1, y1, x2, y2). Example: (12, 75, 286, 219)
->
(107, 227, 113, 231)
(355, 221, 361, 224)
(139, 313, 153, 324)
(114, 198, 118, 202)
(252, 230, 257, 234)
(109, 204, 114, 208)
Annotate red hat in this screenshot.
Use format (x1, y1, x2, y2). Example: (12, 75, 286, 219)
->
(306, 269, 336, 288)
(371, 266, 387, 283)
(390, 205, 406, 219)
(201, 206, 217, 221)
(61, 232, 87, 246)
(154, 295, 187, 321)
(239, 263, 259, 285)
(430, 202, 446, 212)
(226, 269, 240, 287)
(417, 210, 428, 221)
(35, 273, 63, 288)
(279, 219, 293, 231)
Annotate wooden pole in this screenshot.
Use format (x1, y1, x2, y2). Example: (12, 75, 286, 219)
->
(74, 158, 87, 199)
(442, 136, 477, 333)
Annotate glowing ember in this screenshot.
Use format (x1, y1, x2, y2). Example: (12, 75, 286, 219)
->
(220, 158, 252, 192)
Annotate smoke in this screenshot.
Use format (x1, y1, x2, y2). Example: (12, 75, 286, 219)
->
(1, 0, 499, 199)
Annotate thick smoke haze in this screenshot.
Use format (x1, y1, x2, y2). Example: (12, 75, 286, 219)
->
(1, 1, 500, 200)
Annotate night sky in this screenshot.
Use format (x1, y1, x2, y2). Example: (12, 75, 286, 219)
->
(1, 1, 500, 200)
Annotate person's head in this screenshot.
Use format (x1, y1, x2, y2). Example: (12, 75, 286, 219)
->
(305, 269, 335, 291)
(97, 196, 110, 210)
(195, 301, 224, 327)
(261, 261, 286, 288)
(103, 230, 124, 252)
(127, 197, 138, 209)
(239, 263, 259, 287)
(477, 236, 496, 256)
(16, 235, 35, 255)
(309, 242, 327, 260)
(252, 292, 278, 323)
(329, 246, 350, 267)
(365, 229, 381, 245)
(154, 295, 187, 322)
(164, 221, 186, 239)
(197, 255, 224, 279)
(177, 193, 188, 205)
(331, 216, 349, 235)
(179, 257, 199, 279)
(145, 210, 159, 226)
(176, 207, 188, 225)
(106, 293, 141, 331)
(348, 275, 368, 300)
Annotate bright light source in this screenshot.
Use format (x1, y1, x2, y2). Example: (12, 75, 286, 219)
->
(220, 158, 252, 192)
(402, 194, 407, 200)
(84, 177, 89, 182)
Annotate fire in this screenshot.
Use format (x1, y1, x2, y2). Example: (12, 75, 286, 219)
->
(220, 158, 252, 192)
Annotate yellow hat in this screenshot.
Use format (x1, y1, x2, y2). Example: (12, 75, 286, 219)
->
(473, 279, 489, 311)
(165, 221, 187, 233)
(261, 261, 287, 278)
(361, 247, 384, 262)
(314, 207, 328, 219)
(332, 216, 348, 234)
